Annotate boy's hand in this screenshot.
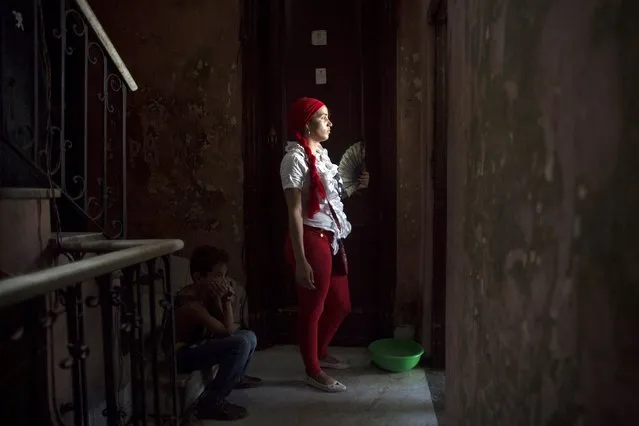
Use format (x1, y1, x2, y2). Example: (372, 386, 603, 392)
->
(223, 281, 236, 302)
(222, 291, 235, 303)
(210, 278, 230, 298)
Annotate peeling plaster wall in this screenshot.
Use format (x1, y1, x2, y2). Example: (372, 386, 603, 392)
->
(447, 0, 639, 425)
(396, 0, 433, 346)
(91, 0, 244, 279)
(94, 0, 433, 330)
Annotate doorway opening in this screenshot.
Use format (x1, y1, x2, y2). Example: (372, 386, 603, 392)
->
(241, 0, 398, 347)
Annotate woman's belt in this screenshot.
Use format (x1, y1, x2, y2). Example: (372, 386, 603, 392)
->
(303, 225, 334, 241)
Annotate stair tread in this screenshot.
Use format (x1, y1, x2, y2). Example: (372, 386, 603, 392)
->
(49, 232, 105, 244)
(0, 187, 60, 199)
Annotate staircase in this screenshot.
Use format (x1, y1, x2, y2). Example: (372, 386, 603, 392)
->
(1, 0, 136, 238)
(0, 2, 192, 425)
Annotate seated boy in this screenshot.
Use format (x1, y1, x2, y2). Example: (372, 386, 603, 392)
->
(173, 245, 262, 421)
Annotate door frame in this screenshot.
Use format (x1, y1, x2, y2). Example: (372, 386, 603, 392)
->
(241, 0, 398, 347)
(428, 0, 448, 369)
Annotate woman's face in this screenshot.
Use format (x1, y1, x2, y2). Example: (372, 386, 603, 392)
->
(307, 105, 332, 142)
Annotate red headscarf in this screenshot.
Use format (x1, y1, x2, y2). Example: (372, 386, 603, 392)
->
(287, 97, 327, 217)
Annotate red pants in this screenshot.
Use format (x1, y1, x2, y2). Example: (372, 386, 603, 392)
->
(285, 226, 351, 376)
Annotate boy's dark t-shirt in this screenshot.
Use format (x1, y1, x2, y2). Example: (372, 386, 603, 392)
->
(161, 286, 224, 352)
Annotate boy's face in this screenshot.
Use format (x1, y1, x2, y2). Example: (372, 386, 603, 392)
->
(194, 262, 228, 286)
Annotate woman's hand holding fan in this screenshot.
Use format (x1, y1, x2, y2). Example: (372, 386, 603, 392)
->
(338, 141, 368, 198)
(358, 171, 369, 189)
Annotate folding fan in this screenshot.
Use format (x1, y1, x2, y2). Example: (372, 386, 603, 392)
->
(338, 141, 366, 197)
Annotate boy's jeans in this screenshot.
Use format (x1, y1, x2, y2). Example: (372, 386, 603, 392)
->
(176, 329, 257, 401)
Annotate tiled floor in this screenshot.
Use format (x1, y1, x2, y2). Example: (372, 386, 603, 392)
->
(197, 346, 439, 426)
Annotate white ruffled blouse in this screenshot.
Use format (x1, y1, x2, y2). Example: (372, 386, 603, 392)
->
(280, 141, 352, 254)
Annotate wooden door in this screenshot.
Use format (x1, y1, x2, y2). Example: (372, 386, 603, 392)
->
(242, 0, 397, 347)
(429, 0, 448, 369)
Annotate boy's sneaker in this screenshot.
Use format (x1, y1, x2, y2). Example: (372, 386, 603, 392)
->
(196, 400, 248, 421)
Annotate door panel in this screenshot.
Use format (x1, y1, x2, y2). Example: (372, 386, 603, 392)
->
(243, 0, 397, 346)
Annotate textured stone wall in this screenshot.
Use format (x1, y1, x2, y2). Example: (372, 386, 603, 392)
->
(91, 0, 244, 278)
(93, 0, 434, 329)
(446, 0, 639, 425)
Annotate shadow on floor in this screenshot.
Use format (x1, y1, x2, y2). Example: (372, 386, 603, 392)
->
(195, 346, 440, 426)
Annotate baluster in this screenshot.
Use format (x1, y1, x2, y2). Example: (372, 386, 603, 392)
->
(146, 259, 161, 424)
(121, 86, 128, 238)
(63, 283, 90, 426)
(33, 0, 40, 163)
(97, 274, 119, 426)
(80, 9, 89, 214)
(121, 267, 138, 424)
(134, 265, 148, 424)
(58, 0, 67, 191)
(162, 255, 178, 424)
(101, 55, 108, 231)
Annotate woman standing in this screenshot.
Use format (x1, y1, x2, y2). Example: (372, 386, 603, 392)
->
(280, 97, 369, 392)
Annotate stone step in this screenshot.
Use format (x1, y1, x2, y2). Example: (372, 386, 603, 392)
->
(0, 187, 60, 276)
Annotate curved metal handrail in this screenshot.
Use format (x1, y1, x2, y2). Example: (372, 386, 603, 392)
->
(75, 0, 138, 91)
(0, 239, 183, 308)
(59, 239, 183, 253)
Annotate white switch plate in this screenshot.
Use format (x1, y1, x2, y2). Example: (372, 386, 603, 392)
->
(315, 68, 327, 85)
(311, 30, 327, 46)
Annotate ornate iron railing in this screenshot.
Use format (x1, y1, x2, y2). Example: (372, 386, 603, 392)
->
(0, 2, 194, 425)
(0, 238, 184, 426)
(1, 0, 136, 237)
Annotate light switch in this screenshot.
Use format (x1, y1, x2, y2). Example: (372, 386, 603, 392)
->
(311, 30, 327, 46)
(315, 68, 327, 85)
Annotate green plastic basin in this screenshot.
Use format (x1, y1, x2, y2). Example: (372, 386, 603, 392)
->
(368, 338, 424, 372)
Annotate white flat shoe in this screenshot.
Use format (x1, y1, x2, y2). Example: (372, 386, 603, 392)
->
(305, 375, 347, 393)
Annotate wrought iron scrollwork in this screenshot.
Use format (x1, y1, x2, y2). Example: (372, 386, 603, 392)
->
(105, 73, 123, 114)
(1, 0, 142, 421)
(40, 310, 59, 328)
(109, 285, 122, 307)
(66, 9, 88, 37)
(65, 342, 90, 362)
(87, 195, 105, 221)
(8, 124, 35, 152)
(6, 14, 130, 238)
(2, 0, 131, 237)
(2, 254, 183, 424)
(111, 220, 124, 238)
(68, 175, 86, 201)
(106, 73, 122, 93)
(85, 295, 99, 308)
(87, 40, 106, 65)
(9, 311, 59, 342)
